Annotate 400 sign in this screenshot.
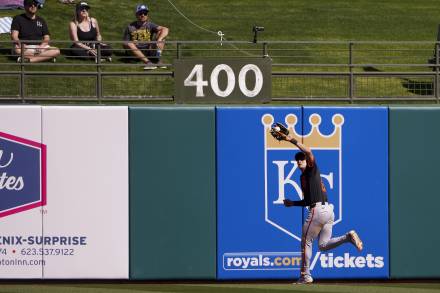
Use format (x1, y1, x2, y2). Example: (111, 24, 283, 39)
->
(174, 58, 271, 103)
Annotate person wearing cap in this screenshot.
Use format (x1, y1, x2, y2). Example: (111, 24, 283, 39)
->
(10, 0, 60, 63)
(123, 3, 169, 70)
(69, 2, 112, 61)
(277, 131, 363, 284)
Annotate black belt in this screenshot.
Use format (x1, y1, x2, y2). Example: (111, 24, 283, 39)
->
(310, 201, 327, 208)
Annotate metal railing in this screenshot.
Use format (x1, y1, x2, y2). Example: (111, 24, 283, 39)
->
(0, 40, 439, 103)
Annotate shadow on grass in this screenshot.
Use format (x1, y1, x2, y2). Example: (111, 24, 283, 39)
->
(362, 66, 434, 96)
(46, 282, 440, 293)
(60, 283, 301, 293)
(401, 78, 433, 96)
(362, 66, 381, 72)
(0, 46, 17, 61)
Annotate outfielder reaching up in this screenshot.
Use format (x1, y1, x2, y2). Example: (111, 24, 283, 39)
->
(271, 123, 363, 284)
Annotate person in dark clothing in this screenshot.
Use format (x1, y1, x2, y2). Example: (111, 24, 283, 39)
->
(279, 132, 363, 284)
(122, 3, 169, 70)
(11, 0, 60, 63)
(68, 2, 112, 61)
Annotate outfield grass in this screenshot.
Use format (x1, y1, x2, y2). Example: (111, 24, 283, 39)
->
(1, 0, 439, 50)
(0, 0, 439, 101)
(1, 0, 438, 43)
(1, 282, 440, 293)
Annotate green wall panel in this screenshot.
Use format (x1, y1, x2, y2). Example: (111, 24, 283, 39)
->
(390, 107, 440, 278)
(129, 107, 216, 280)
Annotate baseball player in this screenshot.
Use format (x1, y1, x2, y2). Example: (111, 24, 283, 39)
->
(275, 127, 363, 284)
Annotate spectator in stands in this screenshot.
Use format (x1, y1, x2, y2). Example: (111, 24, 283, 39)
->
(123, 3, 169, 70)
(11, 0, 60, 63)
(69, 2, 112, 62)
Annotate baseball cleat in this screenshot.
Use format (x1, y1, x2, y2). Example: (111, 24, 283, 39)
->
(294, 275, 313, 284)
(348, 230, 363, 251)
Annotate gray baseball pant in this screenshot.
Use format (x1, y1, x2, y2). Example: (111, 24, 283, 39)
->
(300, 202, 349, 277)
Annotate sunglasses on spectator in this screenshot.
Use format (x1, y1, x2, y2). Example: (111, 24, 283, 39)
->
(25, 1, 39, 7)
(136, 10, 148, 16)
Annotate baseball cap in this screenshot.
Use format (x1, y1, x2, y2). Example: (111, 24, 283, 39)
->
(24, 0, 43, 7)
(294, 152, 306, 161)
(76, 1, 90, 10)
(135, 4, 149, 14)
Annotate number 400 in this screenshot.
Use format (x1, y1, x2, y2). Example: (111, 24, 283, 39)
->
(184, 64, 264, 98)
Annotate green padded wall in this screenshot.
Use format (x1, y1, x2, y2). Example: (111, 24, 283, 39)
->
(130, 107, 216, 279)
(389, 107, 440, 278)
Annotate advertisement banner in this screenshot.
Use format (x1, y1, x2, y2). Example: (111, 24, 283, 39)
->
(217, 107, 389, 280)
(0, 106, 44, 278)
(41, 107, 129, 279)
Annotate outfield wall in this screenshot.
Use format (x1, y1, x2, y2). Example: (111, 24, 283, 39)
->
(389, 107, 440, 279)
(0, 106, 128, 279)
(217, 107, 388, 279)
(129, 107, 216, 280)
(0, 106, 438, 279)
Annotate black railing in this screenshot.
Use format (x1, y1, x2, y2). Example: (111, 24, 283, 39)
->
(0, 40, 439, 103)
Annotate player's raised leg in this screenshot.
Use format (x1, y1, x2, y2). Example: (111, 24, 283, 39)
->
(348, 230, 363, 251)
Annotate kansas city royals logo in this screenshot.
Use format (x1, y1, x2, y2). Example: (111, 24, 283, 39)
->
(0, 132, 46, 218)
(262, 113, 344, 241)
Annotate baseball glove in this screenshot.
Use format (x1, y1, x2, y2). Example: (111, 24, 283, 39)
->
(270, 122, 289, 141)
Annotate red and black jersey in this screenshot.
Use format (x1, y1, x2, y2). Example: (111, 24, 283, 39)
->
(290, 158, 328, 207)
(300, 162, 328, 206)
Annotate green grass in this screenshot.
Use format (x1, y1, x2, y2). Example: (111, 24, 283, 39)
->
(0, 0, 439, 102)
(1, 282, 440, 293)
(1, 0, 439, 42)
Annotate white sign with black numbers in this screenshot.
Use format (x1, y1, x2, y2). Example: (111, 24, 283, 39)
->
(174, 58, 271, 103)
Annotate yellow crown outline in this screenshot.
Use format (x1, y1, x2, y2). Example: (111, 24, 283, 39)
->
(261, 113, 344, 149)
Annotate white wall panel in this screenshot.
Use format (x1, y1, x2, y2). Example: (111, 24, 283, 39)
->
(0, 106, 43, 278)
(41, 107, 128, 279)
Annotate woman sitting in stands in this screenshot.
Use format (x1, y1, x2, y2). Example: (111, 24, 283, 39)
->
(68, 1, 112, 61)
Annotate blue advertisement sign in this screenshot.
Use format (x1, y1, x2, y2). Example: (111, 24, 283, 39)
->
(0, 132, 46, 218)
(217, 107, 388, 280)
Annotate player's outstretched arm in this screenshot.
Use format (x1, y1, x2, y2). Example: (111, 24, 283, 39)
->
(270, 122, 314, 163)
(285, 135, 315, 165)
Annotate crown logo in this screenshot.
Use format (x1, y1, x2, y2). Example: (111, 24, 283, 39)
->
(261, 113, 344, 149)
